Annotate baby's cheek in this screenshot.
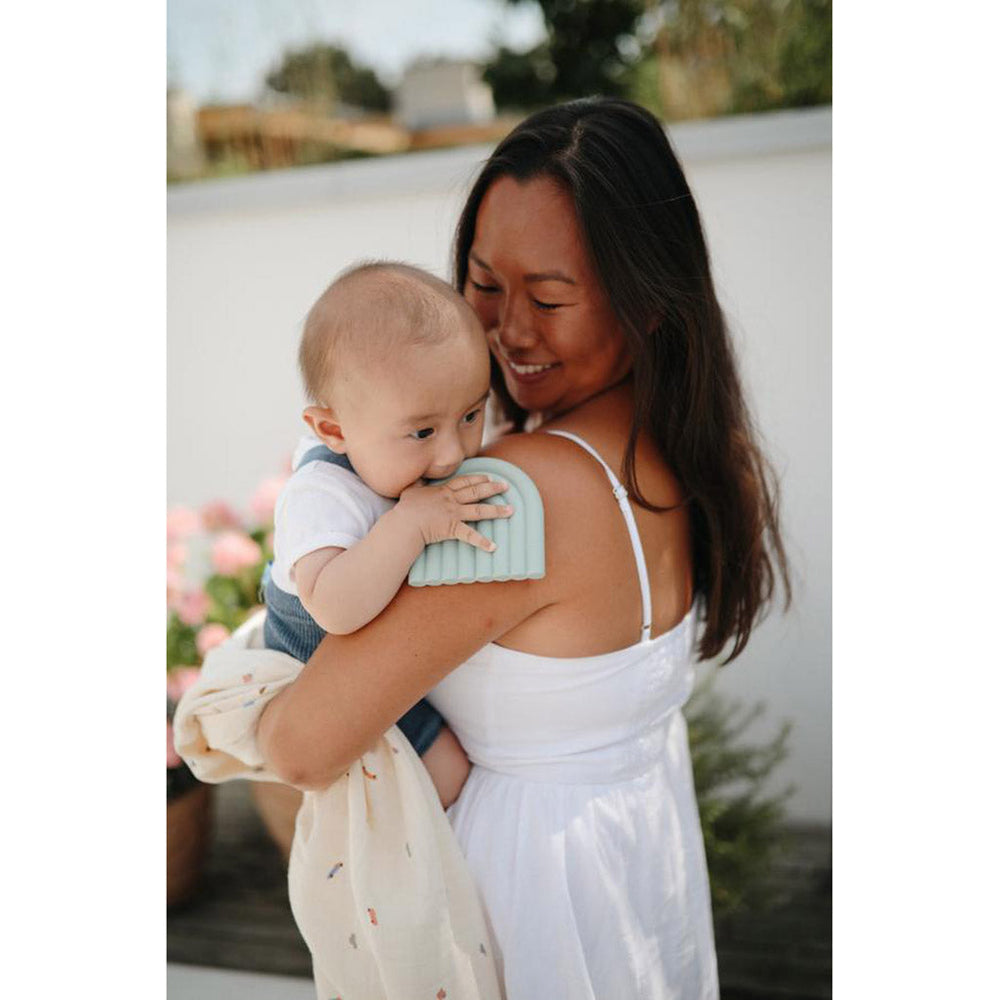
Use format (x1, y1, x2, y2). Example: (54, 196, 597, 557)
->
(465, 426, 485, 456)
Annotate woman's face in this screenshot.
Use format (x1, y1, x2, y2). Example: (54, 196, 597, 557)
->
(464, 174, 632, 417)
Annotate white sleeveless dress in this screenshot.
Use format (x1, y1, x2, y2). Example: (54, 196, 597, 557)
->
(427, 431, 719, 1000)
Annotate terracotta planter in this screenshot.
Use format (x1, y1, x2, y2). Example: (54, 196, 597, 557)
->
(250, 781, 303, 862)
(167, 782, 213, 906)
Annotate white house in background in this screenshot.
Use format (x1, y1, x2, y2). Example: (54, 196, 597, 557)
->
(394, 59, 495, 130)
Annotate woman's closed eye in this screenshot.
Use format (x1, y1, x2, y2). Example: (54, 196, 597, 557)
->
(469, 279, 499, 294)
(531, 297, 562, 312)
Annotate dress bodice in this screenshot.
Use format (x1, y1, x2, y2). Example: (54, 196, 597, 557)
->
(428, 606, 696, 785)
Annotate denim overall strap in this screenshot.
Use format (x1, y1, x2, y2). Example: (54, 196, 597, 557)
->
(297, 444, 355, 474)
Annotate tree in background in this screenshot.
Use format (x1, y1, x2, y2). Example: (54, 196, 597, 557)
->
(642, 0, 832, 118)
(487, 0, 831, 119)
(265, 43, 390, 113)
(485, 0, 647, 110)
(774, 0, 832, 108)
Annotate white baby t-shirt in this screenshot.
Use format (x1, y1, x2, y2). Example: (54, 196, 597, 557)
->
(270, 436, 393, 596)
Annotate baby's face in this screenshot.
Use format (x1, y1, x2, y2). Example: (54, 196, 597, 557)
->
(332, 327, 491, 498)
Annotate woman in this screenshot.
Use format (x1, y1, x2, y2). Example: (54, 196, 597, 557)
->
(258, 97, 788, 999)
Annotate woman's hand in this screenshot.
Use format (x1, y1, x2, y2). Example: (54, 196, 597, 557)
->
(394, 474, 512, 553)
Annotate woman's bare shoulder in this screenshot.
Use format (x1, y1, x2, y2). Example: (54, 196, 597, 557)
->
(481, 430, 559, 464)
(481, 432, 629, 593)
(482, 432, 615, 518)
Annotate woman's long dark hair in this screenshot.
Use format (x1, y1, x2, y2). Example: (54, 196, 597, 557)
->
(454, 97, 790, 663)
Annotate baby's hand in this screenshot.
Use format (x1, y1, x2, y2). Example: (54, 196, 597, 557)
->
(396, 475, 512, 553)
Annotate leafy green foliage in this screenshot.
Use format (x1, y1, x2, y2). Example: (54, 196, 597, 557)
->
(686, 673, 793, 917)
(775, 0, 833, 107)
(166, 616, 199, 671)
(266, 43, 391, 112)
(486, 0, 646, 109)
(487, 0, 831, 118)
(484, 43, 556, 111)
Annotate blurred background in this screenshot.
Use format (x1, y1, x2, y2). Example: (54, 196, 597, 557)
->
(168, 0, 831, 182)
(167, 2, 831, 996)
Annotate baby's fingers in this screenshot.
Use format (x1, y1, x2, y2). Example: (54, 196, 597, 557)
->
(461, 502, 513, 522)
(448, 476, 509, 504)
(453, 521, 498, 553)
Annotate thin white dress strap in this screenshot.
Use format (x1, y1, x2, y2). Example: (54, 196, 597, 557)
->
(545, 430, 653, 643)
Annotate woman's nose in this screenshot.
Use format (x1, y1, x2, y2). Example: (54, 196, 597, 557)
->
(496, 297, 537, 352)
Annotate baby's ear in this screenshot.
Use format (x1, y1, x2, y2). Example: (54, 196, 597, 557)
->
(302, 406, 348, 454)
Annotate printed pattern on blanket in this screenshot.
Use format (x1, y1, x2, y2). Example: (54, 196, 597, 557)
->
(173, 612, 504, 1000)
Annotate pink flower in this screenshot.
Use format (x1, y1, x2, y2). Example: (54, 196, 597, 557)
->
(166, 567, 184, 610)
(201, 499, 242, 532)
(176, 587, 210, 626)
(167, 666, 201, 704)
(196, 622, 230, 658)
(167, 506, 202, 542)
(211, 530, 262, 575)
(167, 721, 183, 768)
(249, 476, 287, 526)
(167, 542, 187, 570)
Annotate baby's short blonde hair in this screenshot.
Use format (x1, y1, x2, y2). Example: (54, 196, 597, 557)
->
(299, 260, 479, 405)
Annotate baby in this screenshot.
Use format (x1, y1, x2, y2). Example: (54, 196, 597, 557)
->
(263, 260, 511, 805)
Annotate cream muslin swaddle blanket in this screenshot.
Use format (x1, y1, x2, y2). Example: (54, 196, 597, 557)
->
(173, 612, 503, 1000)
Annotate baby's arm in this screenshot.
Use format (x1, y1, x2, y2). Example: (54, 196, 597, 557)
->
(296, 474, 511, 635)
(420, 725, 472, 809)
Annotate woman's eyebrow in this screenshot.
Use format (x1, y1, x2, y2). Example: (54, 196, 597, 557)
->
(525, 270, 576, 286)
(470, 252, 576, 286)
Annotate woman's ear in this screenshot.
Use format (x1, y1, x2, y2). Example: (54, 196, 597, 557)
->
(302, 406, 348, 454)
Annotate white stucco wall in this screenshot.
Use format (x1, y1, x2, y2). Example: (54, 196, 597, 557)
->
(167, 106, 831, 822)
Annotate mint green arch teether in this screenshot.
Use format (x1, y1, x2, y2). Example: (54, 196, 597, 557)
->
(408, 457, 545, 586)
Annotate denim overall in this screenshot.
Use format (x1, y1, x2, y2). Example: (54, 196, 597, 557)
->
(262, 444, 444, 756)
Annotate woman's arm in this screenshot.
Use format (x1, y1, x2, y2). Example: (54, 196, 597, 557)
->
(258, 554, 547, 790)
(257, 436, 570, 790)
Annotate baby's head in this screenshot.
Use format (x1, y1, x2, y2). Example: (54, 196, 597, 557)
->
(299, 261, 490, 498)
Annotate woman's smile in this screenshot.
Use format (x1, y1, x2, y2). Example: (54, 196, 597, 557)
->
(493, 342, 561, 381)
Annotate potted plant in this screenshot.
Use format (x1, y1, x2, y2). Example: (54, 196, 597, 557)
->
(166, 472, 291, 902)
(167, 665, 210, 906)
(685, 673, 793, 921)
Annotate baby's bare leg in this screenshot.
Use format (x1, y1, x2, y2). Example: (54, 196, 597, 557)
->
(420, 725, 471, 809)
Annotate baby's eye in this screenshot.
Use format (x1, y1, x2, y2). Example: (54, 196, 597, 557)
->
(462, 409, 482, 425)
(410, 427, 435, 440)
